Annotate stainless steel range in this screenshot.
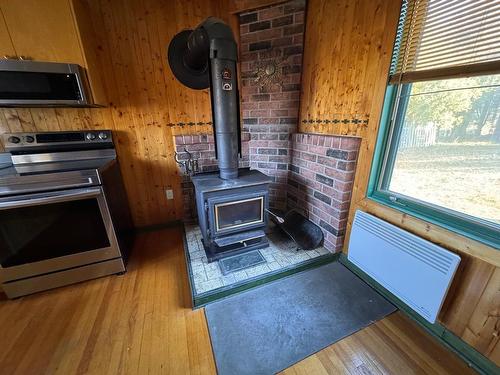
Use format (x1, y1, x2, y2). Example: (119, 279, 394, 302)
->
(0, 130, 133, 298)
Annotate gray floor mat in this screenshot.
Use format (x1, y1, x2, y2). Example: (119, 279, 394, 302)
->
(205, 261, 396, 375)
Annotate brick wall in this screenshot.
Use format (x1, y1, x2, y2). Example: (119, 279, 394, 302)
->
(174, 134, 250, 222)
(239, 0, 305, 209)
(287, 134, 361, 252)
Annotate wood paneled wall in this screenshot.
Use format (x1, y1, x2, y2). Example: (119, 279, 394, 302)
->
(299, 0, 499, 364)
(0, 0, 234, 227)
(299, 0, 399, 136)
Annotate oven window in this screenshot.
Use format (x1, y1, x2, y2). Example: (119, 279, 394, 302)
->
(215, 197, 263, 231)
(0, 198, 110, 268)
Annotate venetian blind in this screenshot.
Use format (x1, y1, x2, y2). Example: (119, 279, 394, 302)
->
(389, 0, 500, 84)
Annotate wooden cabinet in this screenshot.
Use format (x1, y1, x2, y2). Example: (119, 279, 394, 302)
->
(0, 0, 107, 105)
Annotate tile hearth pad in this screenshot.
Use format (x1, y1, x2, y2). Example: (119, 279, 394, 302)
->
(184, 224, 332, 300)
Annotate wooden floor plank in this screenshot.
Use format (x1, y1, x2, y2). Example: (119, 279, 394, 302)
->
(0, 227, 475, 374)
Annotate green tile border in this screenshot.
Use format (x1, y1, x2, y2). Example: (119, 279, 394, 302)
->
(339, 253, 499, 375)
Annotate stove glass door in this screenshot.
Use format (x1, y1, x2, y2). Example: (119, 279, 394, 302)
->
(0, 188, 117, 275)
(215, 196, 264, 232)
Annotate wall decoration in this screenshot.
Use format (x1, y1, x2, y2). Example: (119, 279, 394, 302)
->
(253, 55, 289, 89)
(166, 121, 212, 128)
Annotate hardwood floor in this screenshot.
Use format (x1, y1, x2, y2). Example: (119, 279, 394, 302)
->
(0, 227, 476, 374)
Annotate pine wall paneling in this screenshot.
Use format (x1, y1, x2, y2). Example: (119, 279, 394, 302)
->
(299, 0, 499, 363)
(0, 0, 235, 228)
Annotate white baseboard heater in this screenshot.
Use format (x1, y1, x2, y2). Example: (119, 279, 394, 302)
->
(348, 210, 460, 323)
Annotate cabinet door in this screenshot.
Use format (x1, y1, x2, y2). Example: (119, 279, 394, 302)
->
(0, 7, 16, 58)
(0, 0, 84, 64)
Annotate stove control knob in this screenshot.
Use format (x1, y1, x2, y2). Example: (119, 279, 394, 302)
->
(8, 136, 20, 144)
(86, 132, 96, 141)
(25, 135, 35, 143)
(98, 132, 108, 140)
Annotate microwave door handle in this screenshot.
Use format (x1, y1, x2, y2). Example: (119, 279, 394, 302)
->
(0, 188, 102, 210)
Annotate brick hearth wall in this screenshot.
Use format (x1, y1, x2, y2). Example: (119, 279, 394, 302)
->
(239, 0, 305, 210)
(287, 134, 361, 252)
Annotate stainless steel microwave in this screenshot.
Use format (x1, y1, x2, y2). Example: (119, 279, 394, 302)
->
(0, 59, 95, 107)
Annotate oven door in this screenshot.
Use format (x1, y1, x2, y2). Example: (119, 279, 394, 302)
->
(207, 191, 268, 238)
(0, 187, 121, 282)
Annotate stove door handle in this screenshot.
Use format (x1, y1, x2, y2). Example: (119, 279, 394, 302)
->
(0, 187, 102, 210)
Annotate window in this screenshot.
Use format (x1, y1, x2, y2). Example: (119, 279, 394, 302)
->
(369, 0, 500, 248)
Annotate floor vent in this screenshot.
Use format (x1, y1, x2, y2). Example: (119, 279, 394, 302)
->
(348, 210, 460, 323)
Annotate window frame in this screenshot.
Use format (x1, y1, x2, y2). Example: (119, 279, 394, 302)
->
(368, 82, 500, 250)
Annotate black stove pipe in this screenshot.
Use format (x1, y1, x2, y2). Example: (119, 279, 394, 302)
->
(168, 17, 241, 180)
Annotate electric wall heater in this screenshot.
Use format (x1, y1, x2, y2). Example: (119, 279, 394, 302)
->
(348, 210, 460, 323)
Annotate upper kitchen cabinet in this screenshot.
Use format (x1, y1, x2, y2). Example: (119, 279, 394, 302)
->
(0, 0, 107, 105)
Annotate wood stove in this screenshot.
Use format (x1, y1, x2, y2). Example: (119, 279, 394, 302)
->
(192, 169, 271, 262)
(168, 18, 272, 261)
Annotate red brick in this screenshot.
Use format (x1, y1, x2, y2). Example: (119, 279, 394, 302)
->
(334, 180, 353, 192)
(250, 109, 270, 117)
(240, 33, 259, 44)
(241, 86, 259, 95)
(308, 145, 327, 155)
(320, 185, 344, 201)
(249, 140, 269, 147)
(267, 140, 289, 148)
(258, 101, 281, 109)
(331, 137, 341, 148)
(340, 136, 361, 150)
(324, 167, 351, 181)
(258, 117, 280, 124)
(289, 73, 302, 84)
(241, 102, 259, 110)
(240, 24, 249, 34)
(257, 28, 283, 41)
(279, 100, 300, 109)
(294, 12, 304, 23)
(291, 55, 303, 64)
(251, 155, 269, 162)
(258, 6, 284, 20)
(272, 37, 293, 47)
(307, 162, 324, 173)
(271, 109, 289, 117)
(292, 35, 304, 44)
(286, 108, 299, 117)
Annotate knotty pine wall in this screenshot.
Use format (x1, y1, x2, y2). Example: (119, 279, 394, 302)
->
(0, 0, 234, 228)
(299, 0, 499, 363)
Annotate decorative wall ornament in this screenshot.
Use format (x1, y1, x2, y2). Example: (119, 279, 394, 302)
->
(166, 121, 212, 127)
(301, 117, 369, 125)
(253, 54, 289, 89)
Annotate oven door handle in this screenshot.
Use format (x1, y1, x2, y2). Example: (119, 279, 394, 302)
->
(0, 188, 102, 210)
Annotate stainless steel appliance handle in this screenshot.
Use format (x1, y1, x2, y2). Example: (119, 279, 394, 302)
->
(52, 177, 94, 190)
(0, 188, 102, 210)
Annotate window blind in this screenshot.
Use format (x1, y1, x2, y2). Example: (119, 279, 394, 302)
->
(389, 0, 500, 84)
